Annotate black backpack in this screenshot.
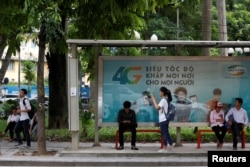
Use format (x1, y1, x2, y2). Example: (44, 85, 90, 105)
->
(23, 98, 35, 119)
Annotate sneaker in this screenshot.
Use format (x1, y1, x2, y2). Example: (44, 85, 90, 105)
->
(168, 146, 174, 152)
(14, 143, 23, 147)
(117, 146, 124, 150)
(158, 149, 168, 153)
(131, 146, 139, 150)
(23, 145, 31, 149)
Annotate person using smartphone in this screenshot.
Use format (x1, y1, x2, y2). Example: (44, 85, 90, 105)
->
(210, 101, 227, 148)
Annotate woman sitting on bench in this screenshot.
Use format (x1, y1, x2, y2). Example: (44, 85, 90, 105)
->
(210, 101, 227, 149)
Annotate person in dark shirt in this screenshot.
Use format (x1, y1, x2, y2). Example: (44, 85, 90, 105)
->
(117, 101, 138, 150)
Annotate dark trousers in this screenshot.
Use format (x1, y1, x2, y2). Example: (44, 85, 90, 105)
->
(212, 125, 227, 143)
(4, 122, 17, 139)
(15, 119, 31, 146)
(160, 121, 173, 146)
(232, 122, 243, 148)
(119, 126, 136, 147)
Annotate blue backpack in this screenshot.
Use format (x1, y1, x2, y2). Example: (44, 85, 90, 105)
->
(164, 99, 176, 121)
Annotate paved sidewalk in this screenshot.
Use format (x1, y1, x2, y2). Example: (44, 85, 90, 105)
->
(0, 140, 249, 166)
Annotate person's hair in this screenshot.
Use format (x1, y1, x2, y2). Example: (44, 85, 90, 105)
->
(21, 88, 28, 95)
(174, 86, 187, 96)
(213, 88, 222, 95)
(11, 106, 17, 111)
(123, 101, 131, 108)
(160, 87, 172, 102)
(235, 97, 243, 105)
(142, 91, 148, 96)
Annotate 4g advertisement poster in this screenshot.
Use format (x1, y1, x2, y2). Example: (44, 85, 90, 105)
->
(98, 56, 250, 126)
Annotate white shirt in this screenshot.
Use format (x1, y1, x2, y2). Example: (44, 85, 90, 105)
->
(19, 97, 31, 121)
(7, 114, 20, 124)
(210, 109, 224, 127)
(158, 98, 168, 123)
(225, 107, 249, 125)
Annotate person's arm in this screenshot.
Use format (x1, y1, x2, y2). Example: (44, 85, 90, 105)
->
(7, 115, 11, 124)
(17, 98, 31, 113)
(131, 110, 137, 126)
(209, 111, 216, 124)
(117, 110, 122, 124)
(244, 110, 249, 126)
(151, 95, 160, 111)
(29, 117, 34, 131)
(225, 108, 233, 122)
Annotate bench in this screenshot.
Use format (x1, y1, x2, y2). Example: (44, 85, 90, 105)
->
(197, 129, 246, 149)
(115, 129, 163, 149)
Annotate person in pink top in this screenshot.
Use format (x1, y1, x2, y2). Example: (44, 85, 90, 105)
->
(210, 101, 227, 148)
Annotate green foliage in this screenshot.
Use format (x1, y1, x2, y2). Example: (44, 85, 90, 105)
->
(0, 0, 27, 55)
(80, 110, 93, 126)
(0, 100, 19, 120)
(226, 0, 250, 40)
(80, 110, 94, 138)
(1, 116, 250, 143)
(22, 61, 36, 84)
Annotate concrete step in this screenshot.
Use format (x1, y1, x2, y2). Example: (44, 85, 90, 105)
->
(0, 156, 207, 166)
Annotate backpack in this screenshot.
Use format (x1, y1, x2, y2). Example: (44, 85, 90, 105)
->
(23, 98, 35, 119)
(164, 99, 176, 121)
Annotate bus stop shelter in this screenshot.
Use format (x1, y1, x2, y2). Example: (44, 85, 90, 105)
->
(66, 40, 250, 150)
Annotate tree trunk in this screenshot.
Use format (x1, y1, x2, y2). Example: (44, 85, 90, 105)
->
(47, 51, 68, 129)
(0, 36, 11, 86)
(217, 0, 228, 56)
(37, 23, 47, 154)
(46, 11, 68, 129)
(202, 0, 212, 56)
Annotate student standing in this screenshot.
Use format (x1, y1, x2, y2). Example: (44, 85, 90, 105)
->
(14, 88, 32, 148)
(151, 87, 174, 152)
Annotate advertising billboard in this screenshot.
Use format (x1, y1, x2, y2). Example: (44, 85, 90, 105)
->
(98, 56, 250, 126)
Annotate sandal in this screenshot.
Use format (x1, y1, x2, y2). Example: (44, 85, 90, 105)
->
(117, 146, 124, 150)
(131, 146, 139, 150)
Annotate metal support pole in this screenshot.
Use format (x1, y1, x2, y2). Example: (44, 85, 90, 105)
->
(176, 7, 181, 56)
(93, 45, 101, 146)
(175, 127, 182, 147)
(68, 44, 79, 150)
(176, 7, 179, 40)
(18, 51, 21, 91)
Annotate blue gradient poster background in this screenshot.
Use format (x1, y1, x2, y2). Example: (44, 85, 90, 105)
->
(100, 56, 250, 124)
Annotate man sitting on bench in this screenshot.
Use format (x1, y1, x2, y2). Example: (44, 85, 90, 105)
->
(225, 97, 249, 150)
(117, 101, 138, 150)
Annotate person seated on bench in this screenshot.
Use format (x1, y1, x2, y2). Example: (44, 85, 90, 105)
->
(210, 101, 227, 148)
(225, 97, 249, 150)
(117, 101, 138, 150)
